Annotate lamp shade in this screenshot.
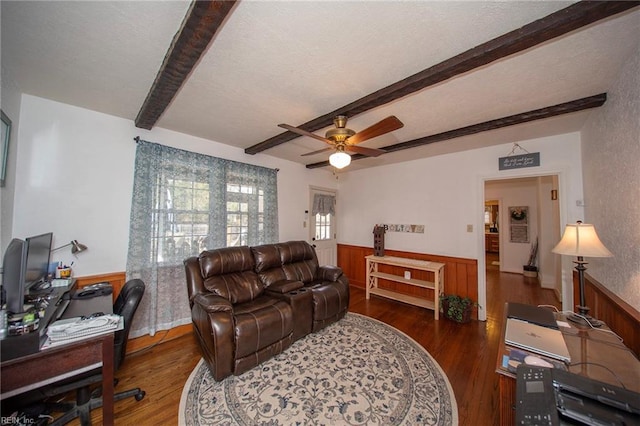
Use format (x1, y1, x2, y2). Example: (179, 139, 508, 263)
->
(329, 151, 351, 169)
(71, 240, 88, 254)
(552, 222, 612, 258)
(52, 240, 88, 254)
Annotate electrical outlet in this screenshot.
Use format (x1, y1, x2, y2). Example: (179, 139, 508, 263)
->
(404, 271, 411, 280)
(467, 224, 473, 232)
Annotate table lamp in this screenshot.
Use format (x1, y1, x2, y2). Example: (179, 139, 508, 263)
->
(552, 221, 612, 327)
(52, 240, 88, 254)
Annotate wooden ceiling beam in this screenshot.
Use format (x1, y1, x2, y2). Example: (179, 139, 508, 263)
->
(305, 93, 607, 169)
(246, 1, 638, 155)
(135, 1, 237, 130)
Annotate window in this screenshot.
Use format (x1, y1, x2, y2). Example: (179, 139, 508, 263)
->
(314, 212, 332, 240)
(226, 183, 262, 247)
(155, 178, 211, 262)
(128, 141, 278, 268)
(126, 140, 278, 337)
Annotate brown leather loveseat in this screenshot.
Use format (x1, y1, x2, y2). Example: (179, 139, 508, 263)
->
(184, 240, 349, 381)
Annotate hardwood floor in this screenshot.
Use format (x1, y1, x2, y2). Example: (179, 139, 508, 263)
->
(65, 254, 560, 425)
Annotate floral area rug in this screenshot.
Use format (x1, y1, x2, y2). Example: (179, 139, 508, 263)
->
(179, 312, 458, 425)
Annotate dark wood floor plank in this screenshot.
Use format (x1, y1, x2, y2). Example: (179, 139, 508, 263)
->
(62, 254, 559, 425)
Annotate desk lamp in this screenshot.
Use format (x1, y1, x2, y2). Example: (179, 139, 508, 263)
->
(552, 221, 612, 327)
(52, 240, 88, 254)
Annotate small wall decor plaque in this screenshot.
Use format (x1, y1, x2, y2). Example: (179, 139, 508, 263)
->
(509, 206, 529, 243)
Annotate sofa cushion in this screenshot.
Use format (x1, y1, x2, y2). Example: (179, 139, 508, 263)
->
(199, 246, 255, 276)
(199, 246, 263, 304)
(276, 241, 318, 283)
(277, 241, 317, 264)
(251, 244, 282, 273)
(234, 297, 293, 358)
(265, 280, 304, 294)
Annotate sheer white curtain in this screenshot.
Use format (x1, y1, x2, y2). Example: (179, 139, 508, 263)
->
(126, 140, 278, 337)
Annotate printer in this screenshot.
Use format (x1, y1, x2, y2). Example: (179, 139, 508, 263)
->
(516, 364, 640, 425)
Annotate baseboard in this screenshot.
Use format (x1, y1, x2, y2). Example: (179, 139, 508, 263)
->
(126, 323, 194, 354)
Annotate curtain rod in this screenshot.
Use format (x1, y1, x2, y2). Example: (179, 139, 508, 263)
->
(132, 136, 279, 172)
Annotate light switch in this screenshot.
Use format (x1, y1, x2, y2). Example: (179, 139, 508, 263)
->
(467, 224, 473, 232)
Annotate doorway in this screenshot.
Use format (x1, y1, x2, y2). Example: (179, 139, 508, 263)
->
(309, 187, 337, 266)
(483, 175, 562, 310)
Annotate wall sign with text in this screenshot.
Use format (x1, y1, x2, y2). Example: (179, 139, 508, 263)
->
(499, 152, 540, 170)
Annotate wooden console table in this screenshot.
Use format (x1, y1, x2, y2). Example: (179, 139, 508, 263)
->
(495, 304, 640, 425)
(365, 255, 445, 319)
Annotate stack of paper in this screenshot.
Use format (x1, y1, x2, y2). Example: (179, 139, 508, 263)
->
(43, 314, 121, 348)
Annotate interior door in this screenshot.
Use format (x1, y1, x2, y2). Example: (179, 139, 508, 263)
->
(309, 188, 337, 266)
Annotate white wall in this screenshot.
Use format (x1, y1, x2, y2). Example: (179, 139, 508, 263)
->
(11, 95, 337, 277)
(0, 66, 22, 258)
(537, 175, 561, 294)
(581, 45, 640, 311)
(337, 132, 585, 317)
(338, 133, 583, 254)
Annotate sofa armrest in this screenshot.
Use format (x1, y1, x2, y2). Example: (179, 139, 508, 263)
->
(317, 265, 344, 282)
(193, 293, 233, 313)
(191, 293, 234, 381)
(265, 280, 304, 294)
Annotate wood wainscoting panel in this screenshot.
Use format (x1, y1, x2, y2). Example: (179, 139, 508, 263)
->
(126, 324, 194, 354)
(75, 271, 194, 354)
(75, 271, 127, 303)
(577, 273, 640, 358)
(338, 244, 478, 318)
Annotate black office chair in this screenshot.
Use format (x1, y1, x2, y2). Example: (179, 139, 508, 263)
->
(22, 279, 147, 425)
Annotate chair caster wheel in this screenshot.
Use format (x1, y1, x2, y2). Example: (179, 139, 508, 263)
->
(135, 391, 146, 401)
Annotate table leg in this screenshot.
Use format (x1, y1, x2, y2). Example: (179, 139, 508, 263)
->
(102, 334, 115, 425)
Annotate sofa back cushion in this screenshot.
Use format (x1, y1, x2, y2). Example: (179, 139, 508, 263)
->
(251, 244, 282, 273)
(251, 244, 287, 287)
(199, 246, 263, 304)
(251, 241, 319, 286)
(277, 241, 318, 283)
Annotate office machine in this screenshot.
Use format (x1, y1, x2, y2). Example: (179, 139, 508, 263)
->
(516, 365, 640, 425)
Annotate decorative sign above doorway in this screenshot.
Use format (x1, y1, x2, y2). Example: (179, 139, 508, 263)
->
(499, 152, 540, 170)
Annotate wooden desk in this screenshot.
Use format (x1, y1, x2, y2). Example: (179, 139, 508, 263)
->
(1, 332, 115, 425)
(495, 305, 640, 425)
(1, 282, 116, 426)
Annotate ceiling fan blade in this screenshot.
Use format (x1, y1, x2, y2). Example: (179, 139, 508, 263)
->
(278, 123, 332, 144)
(346, 116, 404, 145)
(345, 145, 386, 157)
(301, 147, 333, 157)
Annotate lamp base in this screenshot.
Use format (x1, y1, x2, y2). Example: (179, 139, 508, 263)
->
(567, 306, 603, 328)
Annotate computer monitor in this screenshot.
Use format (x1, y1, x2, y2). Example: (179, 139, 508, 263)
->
(2, 238, 28, 314)
(24, 232, 53, 291)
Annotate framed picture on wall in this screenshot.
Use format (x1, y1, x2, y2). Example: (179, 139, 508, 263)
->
(1, 110, 11, 187)
(509, 206, 529, 243)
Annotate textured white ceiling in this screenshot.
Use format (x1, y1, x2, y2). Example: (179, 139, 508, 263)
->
(2, 1, 639, 171)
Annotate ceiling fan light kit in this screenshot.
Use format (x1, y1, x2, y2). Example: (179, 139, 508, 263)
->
(329, 150, 351, 169)
(278, 115, 404, 169)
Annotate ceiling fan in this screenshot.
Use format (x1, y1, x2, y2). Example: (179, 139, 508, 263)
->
(278, 115, 404, 169)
